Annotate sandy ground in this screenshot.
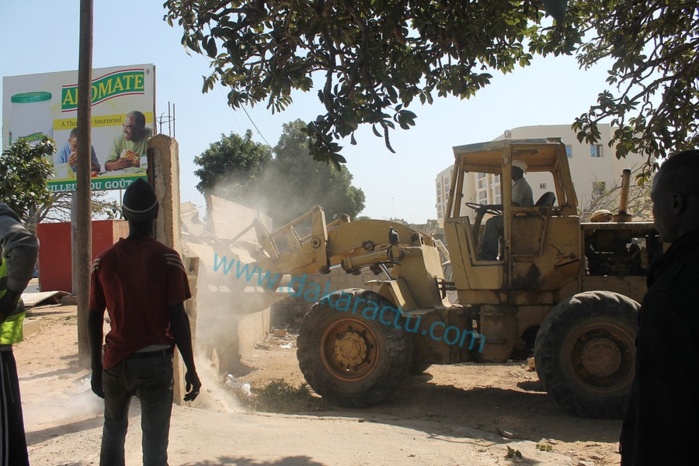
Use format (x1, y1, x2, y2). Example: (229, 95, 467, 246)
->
(16, 302, 622, 466)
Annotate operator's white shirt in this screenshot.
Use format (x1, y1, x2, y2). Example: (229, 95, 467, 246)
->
(512, 178, 534, 206)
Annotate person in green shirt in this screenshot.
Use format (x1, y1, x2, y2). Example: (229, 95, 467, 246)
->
(105, 110, 152, 171)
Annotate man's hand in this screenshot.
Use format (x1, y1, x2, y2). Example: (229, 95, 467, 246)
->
(91, 371, 104, 398)
(115, 157, 134, 170)
(68, 151, 78, 168)
(183, 370, 201, 402)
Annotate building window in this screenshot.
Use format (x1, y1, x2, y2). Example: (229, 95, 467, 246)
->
(565, 145, 573, 158)
(590, 144, 603, 158)
(592, 181, 606, 197)
(492, 174, 501, 204)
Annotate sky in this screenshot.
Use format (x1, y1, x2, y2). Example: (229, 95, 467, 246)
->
(0, 1, 613, 224)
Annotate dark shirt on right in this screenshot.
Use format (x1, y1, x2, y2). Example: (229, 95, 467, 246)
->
(620, 228, 699, 465)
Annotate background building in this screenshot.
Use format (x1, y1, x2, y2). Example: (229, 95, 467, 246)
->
(435, 166, 453, 228)
(435, 124, 646, 226)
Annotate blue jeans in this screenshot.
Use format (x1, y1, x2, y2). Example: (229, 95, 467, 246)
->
(100, 351, 173, 466)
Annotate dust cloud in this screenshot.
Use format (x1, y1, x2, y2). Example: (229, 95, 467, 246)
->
(208, 158, 323, 228)
(22, 375, 103, 428)
(189, 351, 243, 413)
(182, 184, 301, 396)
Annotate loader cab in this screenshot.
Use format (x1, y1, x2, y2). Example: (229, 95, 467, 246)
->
(443, 139, 581, 305)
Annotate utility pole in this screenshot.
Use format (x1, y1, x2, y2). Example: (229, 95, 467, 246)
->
(76, 0, 93, 368)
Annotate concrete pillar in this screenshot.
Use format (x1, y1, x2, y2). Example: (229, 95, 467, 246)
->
(149, 134, 182, 250)
(148, 134, 193, 404)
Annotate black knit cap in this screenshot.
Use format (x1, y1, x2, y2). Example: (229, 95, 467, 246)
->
(122, 179, 158, 222)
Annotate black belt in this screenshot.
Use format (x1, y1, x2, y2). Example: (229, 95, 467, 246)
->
(129, 348, 172, 359)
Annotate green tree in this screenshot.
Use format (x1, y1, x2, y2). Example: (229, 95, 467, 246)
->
(257, 120, 365, 224)
(164, 0, 554, 165)
(1, 138, 128, 228)
(193, 121, 365, 225)
(194, 129, 273, 202)
(0, 138, 54, 228)
(165, 1, 697, 168)
(560, 1, 699, 169)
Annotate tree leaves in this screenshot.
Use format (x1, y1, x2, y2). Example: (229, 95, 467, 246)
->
(193, 120, 364, 225)
(193, 129, 273, 201)
(0, 137, 55, 228)
(163, 0, 557, 163)
(261, 119, 364, 224)
(164, 0, 697, 167)
(564, 0, 699, 165)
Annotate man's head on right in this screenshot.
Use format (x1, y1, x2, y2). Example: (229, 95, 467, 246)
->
(122, 111, 147, 142)
(651, 150, 699, 242)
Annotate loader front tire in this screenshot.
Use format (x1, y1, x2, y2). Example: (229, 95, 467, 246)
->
(297, 289, 413, 408)
(534, 291, 638, 419)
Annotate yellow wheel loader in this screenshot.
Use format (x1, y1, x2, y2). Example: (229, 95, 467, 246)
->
(240, 138, 660, 418)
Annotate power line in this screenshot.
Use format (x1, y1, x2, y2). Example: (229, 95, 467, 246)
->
(217, 86, 272, 147)
(240, 105, 271, 147)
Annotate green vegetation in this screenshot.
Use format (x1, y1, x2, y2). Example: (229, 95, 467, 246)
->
(194, 120, 365, 225)
(243, 379, 321, 414)
(165, 1, 698, 167)
(0, 137, 54, 228)
(505, 446, 523, 459)
(194, 129, 273, 201)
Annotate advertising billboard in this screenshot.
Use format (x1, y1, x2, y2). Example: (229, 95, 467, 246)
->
(2, 64, 155, 192)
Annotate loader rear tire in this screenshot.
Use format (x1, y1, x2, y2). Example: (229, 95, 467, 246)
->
(534, 291, 638, 419)
(297, 289, 412, 408)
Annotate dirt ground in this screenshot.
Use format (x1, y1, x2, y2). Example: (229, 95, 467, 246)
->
(16, 303, 622, 465)
(235, 330, 622, 465)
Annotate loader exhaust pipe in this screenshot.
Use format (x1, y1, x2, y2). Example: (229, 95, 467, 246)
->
(613, 169, 633, 222)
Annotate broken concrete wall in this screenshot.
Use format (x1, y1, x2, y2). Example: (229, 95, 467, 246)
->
(181, 196, 279, 375)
